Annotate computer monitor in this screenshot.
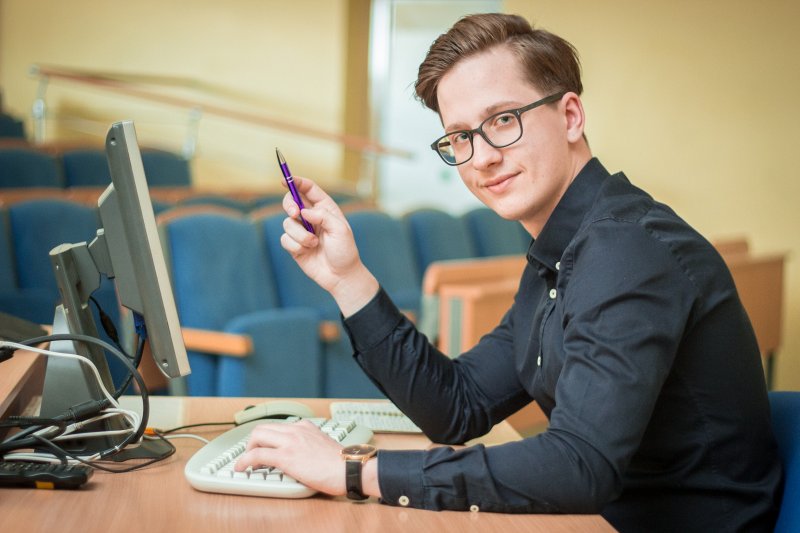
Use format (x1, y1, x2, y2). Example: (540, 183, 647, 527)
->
(40, 120, 190, 457)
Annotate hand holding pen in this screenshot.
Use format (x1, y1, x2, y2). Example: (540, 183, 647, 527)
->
(276, 148, 315, 234)
(271, 166, 381, 316)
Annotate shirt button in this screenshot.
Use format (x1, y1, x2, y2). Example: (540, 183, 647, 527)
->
(549, 288, 557, 299)
(555, 261, 561, 271)
(537, 355, 542, 367)
(469, 504, 480, 512)
(398, 495, 410, 507)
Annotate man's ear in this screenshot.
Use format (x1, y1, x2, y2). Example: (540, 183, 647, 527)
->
(562, 92, 586, 144)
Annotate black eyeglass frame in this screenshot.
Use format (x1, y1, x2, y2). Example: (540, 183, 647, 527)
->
(430, 91, 566, 166)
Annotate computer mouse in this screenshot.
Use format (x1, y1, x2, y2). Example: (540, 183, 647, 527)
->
(233, 400, 315, 425)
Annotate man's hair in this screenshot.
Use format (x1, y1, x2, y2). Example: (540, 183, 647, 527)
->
(415, 13, 583, 113)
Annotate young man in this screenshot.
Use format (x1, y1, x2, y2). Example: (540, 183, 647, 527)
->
(236, 13, 782, 532)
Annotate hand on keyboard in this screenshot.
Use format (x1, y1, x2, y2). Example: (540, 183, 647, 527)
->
(234, 419, 348, 496)
(184, 417, 374, 499)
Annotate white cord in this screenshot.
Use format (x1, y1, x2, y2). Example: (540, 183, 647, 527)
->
(1, 341, 140, 451)
(150, 433, 209, 444)
(55, 409, 141, 436)
(0, 341, 120, 408)
(2, 452, 78, 465)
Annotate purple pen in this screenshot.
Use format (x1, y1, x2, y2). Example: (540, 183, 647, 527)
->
(276, 148, 315, 234)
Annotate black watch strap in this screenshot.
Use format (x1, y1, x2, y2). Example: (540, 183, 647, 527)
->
(345, 459, 368, 501)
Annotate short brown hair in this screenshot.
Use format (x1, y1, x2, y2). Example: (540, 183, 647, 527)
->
(415, 13, 583, 113)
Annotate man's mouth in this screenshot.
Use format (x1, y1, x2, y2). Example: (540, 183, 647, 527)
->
(483, 172, 517, 193)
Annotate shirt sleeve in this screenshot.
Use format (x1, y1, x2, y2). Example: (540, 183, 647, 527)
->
(343, 287, 531, 443)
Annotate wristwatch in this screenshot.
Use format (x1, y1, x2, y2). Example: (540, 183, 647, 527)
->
(341, 443, 377, 501)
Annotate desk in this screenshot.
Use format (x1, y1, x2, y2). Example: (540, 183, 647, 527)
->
(0, 350, 44, 428)
(0, 353, 614, 533)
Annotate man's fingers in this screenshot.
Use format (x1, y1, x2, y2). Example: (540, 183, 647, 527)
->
(235, 447, 279, 472)
(292, 175, 330, 205)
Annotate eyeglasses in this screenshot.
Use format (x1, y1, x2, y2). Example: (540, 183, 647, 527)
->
(430, 92, 565, 166)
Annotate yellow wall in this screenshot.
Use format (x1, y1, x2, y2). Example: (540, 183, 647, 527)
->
(0, 0, 349, 189)
(506, 0, 799, 390)
(1, 0, 798, 389)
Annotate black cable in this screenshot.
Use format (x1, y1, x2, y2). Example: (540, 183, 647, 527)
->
(158, 421, 235, 435)
(0, 399, 114, 455)
(84, 296, 144, 398)
(24, 432, 176, 473)
(0, 416, 67, 431)
(0, 417, 68, 452)
(30, 434, 70, 466)
(8, 333, 149, 459)
(113, 335, 146, 400)
(88, 295, 126, 356)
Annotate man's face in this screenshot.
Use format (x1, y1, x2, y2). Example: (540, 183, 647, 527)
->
(436, 45, 578, 236)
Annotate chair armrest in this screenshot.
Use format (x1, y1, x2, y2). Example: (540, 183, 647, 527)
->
(183, 321, 342, 355)
(422, 255, 526, 295)
(438, 278, 519, 357)
(723, 252, 786, 355)
(181, 327, 253, 357)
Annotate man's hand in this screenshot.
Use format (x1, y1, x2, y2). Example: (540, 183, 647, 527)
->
(234, 420, 347, 496)
(280, 175, 379, 317)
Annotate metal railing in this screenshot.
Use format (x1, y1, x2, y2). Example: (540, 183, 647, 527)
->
(29, 64, 412, 161)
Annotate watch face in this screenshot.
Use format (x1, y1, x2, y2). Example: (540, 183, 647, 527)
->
(341, 444, 377, 458)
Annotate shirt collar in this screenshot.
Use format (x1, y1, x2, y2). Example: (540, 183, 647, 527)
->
(527, 157, 610, 273)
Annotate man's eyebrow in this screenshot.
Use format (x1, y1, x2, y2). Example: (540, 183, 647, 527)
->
(443, 101, 525, 132)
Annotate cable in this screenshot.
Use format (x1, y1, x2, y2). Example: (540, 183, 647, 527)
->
(158, 421, 235, 434)
(2, 341, 121, 407)
(5, 432, 177, 473)
(88, 295, 125, 356)
(87, 295, 146, 399)
(155, 433, 209, 445)
(2, 333, 149, 459)
(30, 434, 70, 466)
(113, 335, 146, 399)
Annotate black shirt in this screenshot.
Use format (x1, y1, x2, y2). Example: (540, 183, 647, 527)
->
(343, 158, 782, 532)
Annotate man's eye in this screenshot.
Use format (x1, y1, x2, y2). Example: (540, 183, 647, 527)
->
(492, 113, 515, 127)
(449, 132, 471, 145)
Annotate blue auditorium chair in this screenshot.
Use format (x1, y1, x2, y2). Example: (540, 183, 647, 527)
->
(249, 193, 285, 210)
(461, 206, 530, 257)
(770, 391, 800, 533)
(257, 212, 384, 398)
(0, 147, 63, 188)
(0, 207, 38, 323)
(0, 113, 25, 139)
(0, 207, 16, 293)
(403, 207, 477, 275)
(61, 148, 111, 187)
(6, 199, 104, 324)
(1, 199, 124, 381)
(141, 149, 191, 187)
(150, 199, 174, 215)
(328, 191, 362, 206)
(347, 209, 421, 316)
(179, 195, 250, 212)
(158, 209, 323, 397)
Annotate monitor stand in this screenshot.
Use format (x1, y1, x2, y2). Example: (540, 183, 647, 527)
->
(39, 241, 169, 461)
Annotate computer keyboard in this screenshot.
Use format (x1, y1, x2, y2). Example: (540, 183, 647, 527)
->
(184, 417, 373, 498)
(329, 401, 422, 434)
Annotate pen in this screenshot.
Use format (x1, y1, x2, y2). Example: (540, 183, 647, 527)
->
(276, 148, 315, 234)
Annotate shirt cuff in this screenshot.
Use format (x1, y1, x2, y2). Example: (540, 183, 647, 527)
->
(377, 449, 426, 509)
(342, 286, 404, 353)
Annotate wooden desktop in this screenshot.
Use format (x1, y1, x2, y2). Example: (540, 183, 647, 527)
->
(0, 351, 613, 532)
